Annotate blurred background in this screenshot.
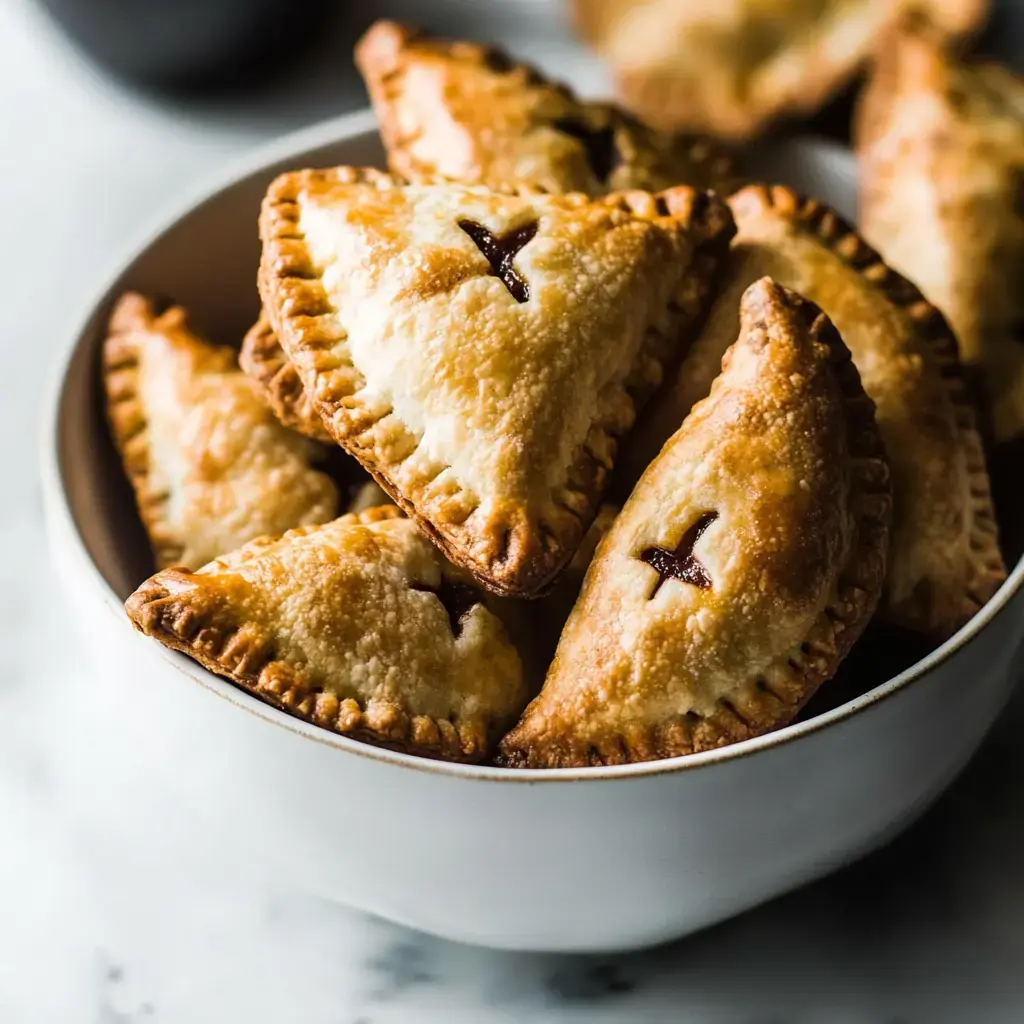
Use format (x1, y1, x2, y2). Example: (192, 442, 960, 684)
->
(3, 0, 1024, 1021)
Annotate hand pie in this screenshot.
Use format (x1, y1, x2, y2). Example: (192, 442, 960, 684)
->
(571, 0, 989, 140)
(857, 28, 1024, 444)
(259, 168, 735, 596)
(103, 293, 338, 570)
(125, 506, 527, 763)
(621, 186, 1005, 638)
(239, 313, 333, 442)
(355, 19, 736, 195)
(498, 279, 891, 768)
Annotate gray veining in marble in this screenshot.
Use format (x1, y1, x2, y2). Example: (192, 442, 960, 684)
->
(3, 0, 1024, 1020)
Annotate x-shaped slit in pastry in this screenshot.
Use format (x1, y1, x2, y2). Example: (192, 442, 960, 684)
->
(411, 578, 480, 637)
(640, 512, 719, 599)
(552, 117, 621, 182)
(458, 219, 537, 303)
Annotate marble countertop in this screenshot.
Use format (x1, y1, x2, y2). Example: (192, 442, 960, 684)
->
(4, 0, 1024, 1020)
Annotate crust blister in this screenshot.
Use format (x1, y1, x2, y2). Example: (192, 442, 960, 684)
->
(497, 279, 893, 768)
(125, 506, 529, 763)
(258, 168, 736, 597)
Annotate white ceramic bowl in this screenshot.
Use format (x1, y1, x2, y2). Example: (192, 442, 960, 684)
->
(42, 110, 1024, 953)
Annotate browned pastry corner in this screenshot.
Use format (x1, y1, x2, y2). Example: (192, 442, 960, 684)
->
(354, 18, 737, 195)
(620, 184, 1005, 639)
(239, 313, 334, 443)
(497, 278, 892, 768)
(570, 0, 990, 141)
(102, 292, 338, 570)
(258, 167, 735, 597)
(125, 506, 529, 763)
(857, 25, 1024, 446)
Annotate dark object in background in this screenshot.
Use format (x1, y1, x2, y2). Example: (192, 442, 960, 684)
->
(35, 0, 335, 93)
(990, 439, 1024, 570)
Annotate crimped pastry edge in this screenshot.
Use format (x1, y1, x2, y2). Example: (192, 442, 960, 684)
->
(102, 292, 234, 569)
(239, 313, 334, 443)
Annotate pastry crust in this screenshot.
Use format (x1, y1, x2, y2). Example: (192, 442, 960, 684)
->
(125, 506, 528, 763)
(355, 18, 737, 195)
(572, 0, 989, 141)
(239, 313, 333, 443)
(622, 186, 1006, 638)
(857, 27, 1024, 444)
(497, 279, 892, 768)
(258, 168, 735, 597)
(102, 293, 339, 570)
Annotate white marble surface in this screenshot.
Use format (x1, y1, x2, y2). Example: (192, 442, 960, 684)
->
(5, 0, 1024, 1020)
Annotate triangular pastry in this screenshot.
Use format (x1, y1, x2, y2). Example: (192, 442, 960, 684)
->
(258, 168, 735, 596)
(620, 185, 1005, 638)
(498, 279, 892, 768)
(355, 19, 736, 196)
(126, 507, 528, 762)
(570, 0, 989, 140)
(858, 27, 1024, 444)
(103, 293, 338, 570)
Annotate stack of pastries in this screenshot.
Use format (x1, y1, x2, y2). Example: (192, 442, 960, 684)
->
(110, 19, 1016, 768)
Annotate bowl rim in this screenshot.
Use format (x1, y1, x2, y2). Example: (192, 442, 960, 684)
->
(41, 106, 1024, 785)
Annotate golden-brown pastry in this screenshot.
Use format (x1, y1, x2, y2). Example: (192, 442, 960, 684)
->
(572, 0, 989, 140)
(103, 293, 338, 570)
(239, 313, 333, 443)
(858, 27, 1024, 443)
(125, 506, 527, 762)
(621, 186, 1005, 638)
(355, 19, 736, 195)
(259, 167, 735, 597)
(498, 279, 891, 768)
